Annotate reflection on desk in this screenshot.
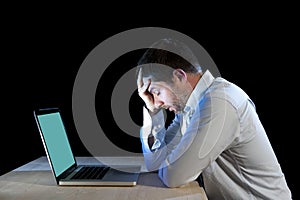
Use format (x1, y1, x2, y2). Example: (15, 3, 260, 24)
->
(0, 156, 207, 200)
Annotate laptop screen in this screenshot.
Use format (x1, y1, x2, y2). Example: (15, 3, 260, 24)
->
(36, 112, 76, 177)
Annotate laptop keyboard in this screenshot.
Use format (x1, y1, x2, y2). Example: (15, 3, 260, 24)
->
(71, 166, 110, 180)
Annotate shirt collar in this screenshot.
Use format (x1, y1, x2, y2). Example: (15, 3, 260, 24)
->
(183, 70, 215, 113)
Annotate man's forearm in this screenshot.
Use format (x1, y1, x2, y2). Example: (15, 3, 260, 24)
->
(141, 107, 182, 172)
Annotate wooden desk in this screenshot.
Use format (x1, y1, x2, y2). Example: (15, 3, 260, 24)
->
(0, 156, 207, 200)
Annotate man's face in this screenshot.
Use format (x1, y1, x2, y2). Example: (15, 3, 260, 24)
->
(143, 76, 192, 114)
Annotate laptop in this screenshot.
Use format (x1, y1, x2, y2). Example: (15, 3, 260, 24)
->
(33, 107, 140, 186)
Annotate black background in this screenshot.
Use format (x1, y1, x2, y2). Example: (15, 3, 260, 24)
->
(1, 10, 297, 198)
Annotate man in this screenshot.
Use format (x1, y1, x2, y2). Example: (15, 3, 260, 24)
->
(136, 38, 292, 199)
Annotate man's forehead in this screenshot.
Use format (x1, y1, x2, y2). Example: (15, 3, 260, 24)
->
(144, 78, 169, 91)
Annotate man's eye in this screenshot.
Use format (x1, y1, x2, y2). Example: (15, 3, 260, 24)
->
(153, 90, 160, 96)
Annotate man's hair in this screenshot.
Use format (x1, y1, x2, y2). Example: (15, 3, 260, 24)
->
(136, 38, 202, 82)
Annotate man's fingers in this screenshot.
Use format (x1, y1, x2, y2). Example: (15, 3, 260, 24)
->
(137, 69, 151, 94)
(139, 80, 150, 94)
(137, 69, 143, 88)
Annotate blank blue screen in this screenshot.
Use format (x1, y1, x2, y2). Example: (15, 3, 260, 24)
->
(37, 112, 75, 176)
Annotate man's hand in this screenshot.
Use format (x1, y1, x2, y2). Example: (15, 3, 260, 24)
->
(137, 69, 160, 114)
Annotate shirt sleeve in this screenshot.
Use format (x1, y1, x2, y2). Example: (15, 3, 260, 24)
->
(158, 97, 239, 187)
(140, 107, 182, 172)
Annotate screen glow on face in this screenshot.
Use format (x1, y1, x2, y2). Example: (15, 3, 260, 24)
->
(37, 112, 75, 176)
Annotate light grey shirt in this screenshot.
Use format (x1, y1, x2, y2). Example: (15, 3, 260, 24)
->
(140, 70, 292, 199)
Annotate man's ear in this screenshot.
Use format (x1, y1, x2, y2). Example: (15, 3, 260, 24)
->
(173, 69, 187, 82)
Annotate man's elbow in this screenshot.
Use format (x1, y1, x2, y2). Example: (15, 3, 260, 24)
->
(163, 178, 188, 188)
(160, 171, 189, 188)
(145, 160, 161, 172)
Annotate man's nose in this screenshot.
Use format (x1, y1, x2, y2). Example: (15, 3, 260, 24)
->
(154, 96, 163, 108)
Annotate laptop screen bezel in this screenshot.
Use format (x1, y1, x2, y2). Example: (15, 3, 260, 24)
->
(33, 107, 78, 184)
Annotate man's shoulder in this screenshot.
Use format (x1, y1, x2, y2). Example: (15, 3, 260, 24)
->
(204, 78, 249, 108)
